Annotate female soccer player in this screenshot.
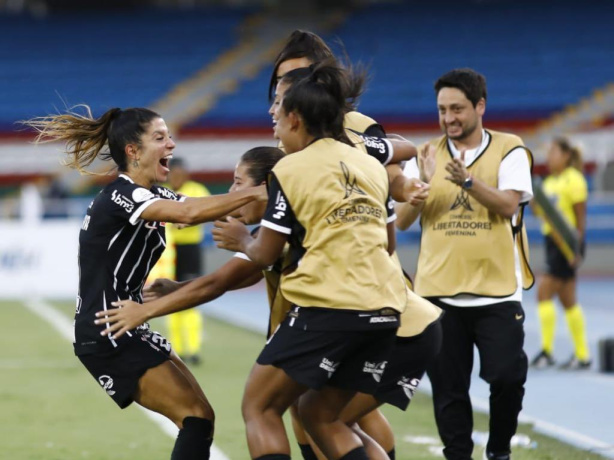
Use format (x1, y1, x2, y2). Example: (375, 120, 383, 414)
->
(211, 61, 408, 460)
(531, 137, 590, 370)
(269, 30, 433, 459)
(24, 106, 266, 460)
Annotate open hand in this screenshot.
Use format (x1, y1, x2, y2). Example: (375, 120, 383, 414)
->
(211, 216, 251, 252)
(419, 144, 437, 183)
(445, 150, 469, 186)
(94, 299, 148, 340)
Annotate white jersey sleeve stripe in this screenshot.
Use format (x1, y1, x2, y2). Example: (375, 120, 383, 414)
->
(129, 198, 161, 225)
(261, 219, 292, 235)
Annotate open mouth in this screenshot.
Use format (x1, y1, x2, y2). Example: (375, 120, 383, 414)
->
(159, 155, 172, 171)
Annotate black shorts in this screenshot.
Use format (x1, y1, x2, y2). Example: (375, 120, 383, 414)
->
(77, 330, 172, 409)
(374, 319, 443, 410)
(176, 244, 202, 281)
(258, 306, 399, 395)
(545, 235, 575, 280)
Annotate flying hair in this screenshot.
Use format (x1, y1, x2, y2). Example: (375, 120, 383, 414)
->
(22, 105, 161, 175)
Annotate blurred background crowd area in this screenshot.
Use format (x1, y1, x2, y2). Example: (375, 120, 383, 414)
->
(1, 0, 613, 251)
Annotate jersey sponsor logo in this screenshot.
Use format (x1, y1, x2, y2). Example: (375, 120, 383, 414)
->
(81, 215, 91, 231)
(132, 188, 155, 203)
(272, 192, 287, 220)
(319, 357, 339, 378)
(155, 187, 177, 200)
(98, 375, 116, 396)
(397, 376, 420, 400)
(340, 161, 366, 199)
(359, 134, 387, 154)
(369, 316, 397, 323)
(111, 190, 134, 213)
(363, 361, 387, 382)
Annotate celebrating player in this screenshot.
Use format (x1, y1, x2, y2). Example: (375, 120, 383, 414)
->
(24, 106, 266, 460)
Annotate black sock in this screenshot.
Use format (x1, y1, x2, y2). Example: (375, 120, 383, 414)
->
(171, 416, 213, 460)
(387, 447, 396, 460)
(254, 455, 291, 460)
(298, 443, 318, 460)
(339, 447, 369, 460)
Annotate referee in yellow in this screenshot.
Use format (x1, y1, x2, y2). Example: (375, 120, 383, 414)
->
(168, 158, 210, 365)
(397, 69, 534, 460)
(531, 137, 590, 370)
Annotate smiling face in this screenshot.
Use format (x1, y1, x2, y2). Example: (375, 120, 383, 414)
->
(436, 87, 484, 141)
(269, 80, 288, 139)
(271, 81, 304, 154)
(229, 161, 266, 224)
(127, 117, 175, 185)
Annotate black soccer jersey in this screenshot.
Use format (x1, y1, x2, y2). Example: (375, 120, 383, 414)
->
(74, 174, 183, 355)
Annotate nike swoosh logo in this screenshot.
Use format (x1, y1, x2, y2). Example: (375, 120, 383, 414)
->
(515, 314, 524, 320)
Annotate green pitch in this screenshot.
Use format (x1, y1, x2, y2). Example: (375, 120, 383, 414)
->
(0, 300, 605, 459)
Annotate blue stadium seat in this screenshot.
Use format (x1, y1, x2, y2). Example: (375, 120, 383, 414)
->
(0, 8, 251, 130)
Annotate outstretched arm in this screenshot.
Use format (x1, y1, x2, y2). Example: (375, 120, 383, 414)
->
(140, 186, 267, 225)
(95, 256, 263, 339)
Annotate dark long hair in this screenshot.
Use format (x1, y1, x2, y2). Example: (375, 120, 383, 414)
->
(22, 105, 161, 174)
(240, 147, 285, 184)
(269, 29, 367, 113)
(281, 60, 355, 147)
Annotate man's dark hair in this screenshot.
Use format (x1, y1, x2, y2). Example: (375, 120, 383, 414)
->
(434, 68, 487, 107)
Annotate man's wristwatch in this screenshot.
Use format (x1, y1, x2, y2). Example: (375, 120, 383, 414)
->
(462, 175, 473, 190)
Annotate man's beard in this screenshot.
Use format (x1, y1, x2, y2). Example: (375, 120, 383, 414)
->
(445, 119, 478, 140)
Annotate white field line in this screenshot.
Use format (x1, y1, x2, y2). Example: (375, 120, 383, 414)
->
(418, 379, 614, 458)
(22, 298, 230, 460)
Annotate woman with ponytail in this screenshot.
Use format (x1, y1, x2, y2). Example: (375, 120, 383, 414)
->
(23, 106, 267, 460)
(212, 61, 409, 460)
(531, 137, 591, 370)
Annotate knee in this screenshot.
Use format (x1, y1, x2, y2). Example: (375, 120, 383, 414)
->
(487, 363, 527, 389)
(179, 399, 215, 428)
(241, 395, 255, 423)
(241, 393, 280, 425)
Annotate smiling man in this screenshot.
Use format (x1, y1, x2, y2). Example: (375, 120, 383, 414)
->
(396, 69, 534, 460)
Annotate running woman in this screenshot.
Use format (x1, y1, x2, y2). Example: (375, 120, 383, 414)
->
(24, 106, 266, 460)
